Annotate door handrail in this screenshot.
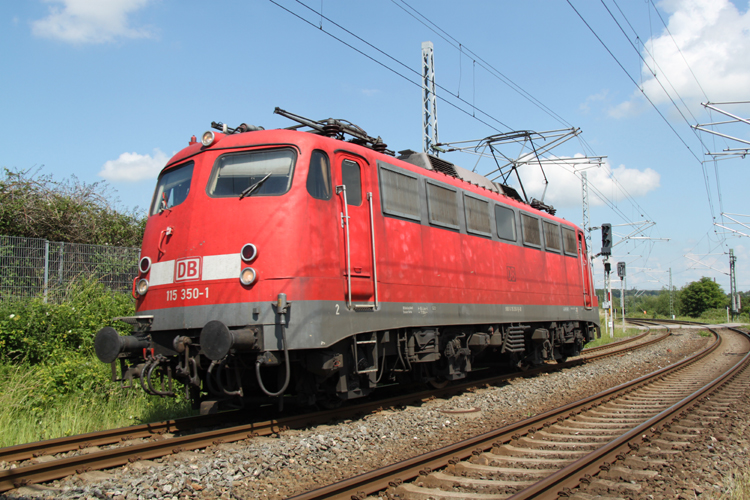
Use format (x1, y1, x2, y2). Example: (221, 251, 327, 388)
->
(367, 192, 379, 310)
(336, 185, 352, 310)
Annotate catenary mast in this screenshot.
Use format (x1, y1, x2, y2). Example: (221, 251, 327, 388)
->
(422, 41, 439, 156)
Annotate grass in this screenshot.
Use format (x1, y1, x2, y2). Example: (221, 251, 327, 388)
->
(0, 358, 195, 448)
(710, 469, 750, 499)
(0, 279, 196, 449)
(583, 325, 643, 349)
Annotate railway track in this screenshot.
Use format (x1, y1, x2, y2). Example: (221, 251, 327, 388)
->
(284, 326, 747, 500)
(579, 316, 700, 356)
(0, 323, 673, 493)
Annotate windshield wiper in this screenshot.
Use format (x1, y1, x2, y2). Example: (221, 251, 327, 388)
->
(239, 173, 272, 200)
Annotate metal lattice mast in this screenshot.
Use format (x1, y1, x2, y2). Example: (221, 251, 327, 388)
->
(422, 41, 438, 155)
(669, 268, 674, 318)
(581, 171, 591, 259)
(730, 249, 738, 320)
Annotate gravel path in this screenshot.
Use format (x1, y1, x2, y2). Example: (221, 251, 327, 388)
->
(1, 329, 725, 500)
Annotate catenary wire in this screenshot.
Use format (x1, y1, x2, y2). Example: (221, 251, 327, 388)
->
(603, 0, 731, 251)
(392, 0, 574, 129)
(648, 0, 710, 102)
(393, 0, 656, 227)
(276, 0, 669, 276)
(565, 0, 719, 234)
(611, 0, 701, 125)
(642, 0, 732, 242)
(278, 0, 513, 132)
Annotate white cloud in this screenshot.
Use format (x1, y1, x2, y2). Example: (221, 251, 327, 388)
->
(608, 99, 648, 119)
(580, 90, 609, 114)
(517, 156, 660, 208)
(615, 0, 750, 114)
(32, 0, 153, 44)
(99, 149, 169, 182)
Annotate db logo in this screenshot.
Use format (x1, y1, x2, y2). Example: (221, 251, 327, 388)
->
(175, 257, 201, 282)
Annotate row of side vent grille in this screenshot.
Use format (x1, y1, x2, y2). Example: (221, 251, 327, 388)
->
(502, 326, 526, 353)
(428, 155, 459, 177)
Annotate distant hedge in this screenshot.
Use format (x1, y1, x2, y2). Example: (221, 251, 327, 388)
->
(0, 168, 146, 247)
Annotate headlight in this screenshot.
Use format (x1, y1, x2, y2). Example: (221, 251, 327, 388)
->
(201, 131, 215, 147)
(136, 278, 149, 296)
(139, 256, 151, 274)
(241, 243, 257, 262)
(240, 267, 257, 286)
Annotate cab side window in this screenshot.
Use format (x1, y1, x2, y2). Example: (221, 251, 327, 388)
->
(306, 150, 332, 200)
(495, 205, 516, 241)
(341, 159, 362, 206)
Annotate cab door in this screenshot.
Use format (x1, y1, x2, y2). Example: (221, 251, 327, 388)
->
(333, 152, 374, 307)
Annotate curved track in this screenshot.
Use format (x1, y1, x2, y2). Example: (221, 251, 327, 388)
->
(283, 326, 748, 500)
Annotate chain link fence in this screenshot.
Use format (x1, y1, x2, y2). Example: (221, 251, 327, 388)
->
(0, 235, 140, 302)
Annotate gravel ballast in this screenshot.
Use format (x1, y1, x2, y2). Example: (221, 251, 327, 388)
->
(3, 329, 737, 500)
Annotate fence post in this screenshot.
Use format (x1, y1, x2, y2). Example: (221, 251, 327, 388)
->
(58, 242, 64, 284)
(43, 239, 50, 303)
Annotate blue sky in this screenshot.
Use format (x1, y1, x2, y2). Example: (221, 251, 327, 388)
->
(3, 0, 750, 296)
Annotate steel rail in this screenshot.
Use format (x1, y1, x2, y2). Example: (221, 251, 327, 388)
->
(507, 326, 748, 499)
(0, 325, 667, 468)
(625, 317, 707, 326)
(0, 411, 242, 464)
(0, 408, 342, 492)
(284, 327, 720, 500)
(580, 327, 651, 354)
(0, 324, 676, 492)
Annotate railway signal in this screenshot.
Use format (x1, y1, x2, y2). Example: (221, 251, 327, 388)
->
(617, 261, 626, 278)
(601, 223, 612, 256)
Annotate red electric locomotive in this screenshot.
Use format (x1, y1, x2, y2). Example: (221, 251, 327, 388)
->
(95, 108, 599, 412)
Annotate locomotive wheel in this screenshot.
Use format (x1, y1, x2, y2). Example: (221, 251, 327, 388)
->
(428, 377, 450, 389)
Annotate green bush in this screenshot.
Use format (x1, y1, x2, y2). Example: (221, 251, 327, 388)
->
(0, 279, 195, 446)
(0, 277, 133, 363)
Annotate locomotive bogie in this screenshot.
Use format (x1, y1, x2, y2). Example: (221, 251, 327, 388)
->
(95, 119, 599, 412)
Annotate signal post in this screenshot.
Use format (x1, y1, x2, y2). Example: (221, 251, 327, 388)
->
(601, 223, 612, 337)
(617, 261, 626, 332)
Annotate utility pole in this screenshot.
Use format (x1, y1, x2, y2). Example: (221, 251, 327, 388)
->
(601, 223, 613, 337)
(730, 249, 738, 320)
(422, 41, 439, 156)
(603, 259, 612, 337)
(581, 171, 591, 261)
(669, 268, 674, 319)
(617, 261, 626, 331)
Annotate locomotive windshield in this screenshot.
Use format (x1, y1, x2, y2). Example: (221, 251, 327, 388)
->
(150, 161, 194, 215)
(207, 149, 296, 197)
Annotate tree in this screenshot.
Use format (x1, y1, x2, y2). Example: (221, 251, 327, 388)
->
(633, 288, 673, 318)
(680, 277, 728, 318)
(0, 168, 146, 247)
